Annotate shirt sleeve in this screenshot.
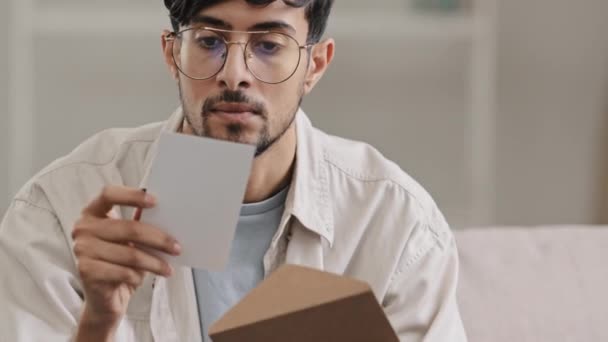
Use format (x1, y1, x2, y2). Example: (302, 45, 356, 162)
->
(0, 199, 83, 341)
(383, 220, 468, 341)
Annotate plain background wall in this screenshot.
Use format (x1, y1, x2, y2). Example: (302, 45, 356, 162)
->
(495, 0, 608, 225)
(1, 1, 9, 213)
(1, 0, 608, 226)
(1, 1, 479, 228)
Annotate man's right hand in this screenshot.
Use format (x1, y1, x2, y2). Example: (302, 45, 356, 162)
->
(71, 186, 181, 341)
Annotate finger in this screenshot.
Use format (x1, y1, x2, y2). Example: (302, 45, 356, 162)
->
(79, 238, 173, 277)
(82, 186, 156, 217)
(77, 257, 146, 288)
(79, 218, 181, 256)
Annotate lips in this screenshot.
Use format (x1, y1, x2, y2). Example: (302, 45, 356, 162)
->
(211, 103, 259, 114)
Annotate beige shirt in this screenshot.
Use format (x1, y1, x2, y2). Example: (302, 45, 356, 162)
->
(0, 108, 467, 341)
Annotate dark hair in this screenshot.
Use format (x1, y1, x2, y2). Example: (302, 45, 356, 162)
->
(163, 0, 334, 43)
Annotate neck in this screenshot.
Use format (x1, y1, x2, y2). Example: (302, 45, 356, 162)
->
(244, 125, 296, 203)
(182, 120, 297, 204)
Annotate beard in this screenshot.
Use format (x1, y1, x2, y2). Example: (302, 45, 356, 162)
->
(178, 81, 303, 157)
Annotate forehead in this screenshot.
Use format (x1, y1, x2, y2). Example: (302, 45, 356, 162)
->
(193, 0, 308, 36)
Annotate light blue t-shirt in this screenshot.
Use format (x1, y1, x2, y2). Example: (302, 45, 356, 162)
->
(192, 186, 288, 341)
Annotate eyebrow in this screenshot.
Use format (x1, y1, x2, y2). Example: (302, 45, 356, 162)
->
(191, 15, 232, 29)
(249, 21, 296, 35)
(190, 15, 296, 35)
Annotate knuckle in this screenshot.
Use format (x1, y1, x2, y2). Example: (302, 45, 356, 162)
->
(126, 223, 143, 241)
(72, 219, 87, 238)
(72, 217, 99, 240)
(159, 260, 170, 274)
(123, 269, 141, 286)
(126, 248, 141, 266)
(71, 227, 82, 240)
(163, 235, 175, 249)
(73, 240, 87, 257)
(77, 259, 91, 278)
(101, 185, 113, 199)
(106, 218, 123, 232)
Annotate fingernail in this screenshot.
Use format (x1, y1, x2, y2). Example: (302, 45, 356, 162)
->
(173, 242, 182, 255)
(144, 194, 156, 206)
(166, 264, 174, 277)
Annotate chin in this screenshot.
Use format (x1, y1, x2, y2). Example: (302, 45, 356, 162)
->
(206, 128, 259, 146)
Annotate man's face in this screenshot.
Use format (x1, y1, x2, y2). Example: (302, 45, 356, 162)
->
(172, 0, 311, 156)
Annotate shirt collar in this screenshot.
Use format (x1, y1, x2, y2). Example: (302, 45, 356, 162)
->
(285, 109, 334, 246)
(141, 107, 334, 246)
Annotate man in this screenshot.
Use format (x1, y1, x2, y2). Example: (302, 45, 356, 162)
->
(0, 0, 467, 341)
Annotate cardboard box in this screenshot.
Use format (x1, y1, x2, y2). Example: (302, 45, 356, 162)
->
(209, 264, 399, 342)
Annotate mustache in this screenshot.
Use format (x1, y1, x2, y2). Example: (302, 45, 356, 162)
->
(202, 90, 266, 116)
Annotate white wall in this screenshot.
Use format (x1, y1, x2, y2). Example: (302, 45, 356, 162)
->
(304, 35, 474, 227)
(2, 1, 483, 228)
(2, 1, 607, 226)
(495, 0, 608, 225)
(31, 34, 177, 173)
(1, 0, 9, 213)
(305, 0, 484, 228)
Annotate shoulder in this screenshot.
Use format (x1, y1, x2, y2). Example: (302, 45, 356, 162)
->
(317, 127, 447, 231)
(13, 121, 165, 210)
(311, 125, 454, 294)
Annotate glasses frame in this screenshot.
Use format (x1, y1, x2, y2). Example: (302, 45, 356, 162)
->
(165, 26, 315, 84)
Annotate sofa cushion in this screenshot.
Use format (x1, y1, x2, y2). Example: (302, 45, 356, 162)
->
(454, 226, 608, 342)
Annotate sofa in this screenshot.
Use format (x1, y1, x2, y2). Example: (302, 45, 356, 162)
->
(455, 226, 608, 342)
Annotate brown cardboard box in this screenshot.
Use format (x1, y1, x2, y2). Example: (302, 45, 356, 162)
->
(209, 264, 399, 342)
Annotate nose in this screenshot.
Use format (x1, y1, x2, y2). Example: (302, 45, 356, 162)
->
(215, 42, 254, 91)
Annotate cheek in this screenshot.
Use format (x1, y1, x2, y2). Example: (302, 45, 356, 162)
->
(180, 77, 213, 108)
(263, 82, 300, 113)
(263, 60, 307, 107)
(259, 83, 302, 135)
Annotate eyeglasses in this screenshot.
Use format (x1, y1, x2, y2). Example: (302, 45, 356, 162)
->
(165, 27, 314, 84)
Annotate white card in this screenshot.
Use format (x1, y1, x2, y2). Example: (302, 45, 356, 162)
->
(140, 132, 255, 271)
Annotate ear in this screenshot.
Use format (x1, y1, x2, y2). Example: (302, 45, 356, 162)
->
(303, 38, 335, 95)
(161, 29, 179, 81)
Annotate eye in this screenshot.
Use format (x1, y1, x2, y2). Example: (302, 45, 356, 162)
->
(253, 40, 282, 55)
(197, 36, 222, 49)
(261, 41, 279, 52)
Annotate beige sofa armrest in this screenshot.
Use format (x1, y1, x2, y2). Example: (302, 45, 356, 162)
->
(455, 226, 608, 342)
